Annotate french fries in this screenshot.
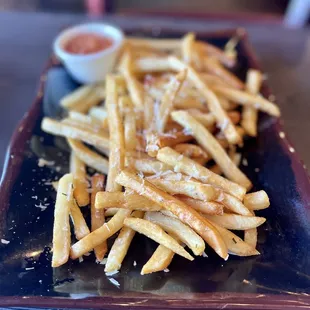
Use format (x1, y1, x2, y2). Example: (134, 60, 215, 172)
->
(105, 75, 125, 192)
(156, 147, 246, 200)
(204, 214, 266, 230)
(124, 217, 194, 260)
(141, 244, 175, 275)
(95, 190, 160, 212)
(243, 190, 270, 210)
(241, 69, 263, 136)
(147, 178, 217, 201)
(91, 174, 107, 261)
(43, 31, 277, 273)
(157, 70, 187, 132)
(70, 209, 131, 259)
(212, 85, 280, 117)
(69, 152, 89, 207)
(171, 111, 251, 189)
(52, 174, 73, 267)
(70, 199, 90, 240)
(115, 170, 228, 259)
(41, 118, 110, 150)
(209, 221, 260, 256)
(67, 139, 109, 174)
(144, 211, 205, 255)
(105, 211, 144, 272)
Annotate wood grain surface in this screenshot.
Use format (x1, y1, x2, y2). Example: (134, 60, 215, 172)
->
(0, 11, 309, 174)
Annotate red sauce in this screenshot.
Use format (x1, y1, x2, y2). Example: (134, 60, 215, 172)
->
(63, 33, 114, 55)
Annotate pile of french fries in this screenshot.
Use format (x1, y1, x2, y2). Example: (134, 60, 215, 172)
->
(42, 33, 279, 275)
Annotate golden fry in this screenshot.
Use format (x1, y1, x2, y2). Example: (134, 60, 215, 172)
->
(70, 209, 131, 259)
(106, 75, 125, 192)
(70, 199, 90, 240)
(212, 85, 280, 117)
(124, 217, 193, 260)
(141, 244, 175, 275)
(156, 147, 246, 201)
(144, 211, 205, 255)
(147, 178, 217, 201)
(69, 152, 89, 207)
(243, 190, 270, 210)
(157, 70, 187, 132)
(52, 174, 73, 267)
(204, 214, 266, 230)
(91, 174, 107, 261)
(67, 139, 109, 174)
(171, 111, 251, 189)
(41, 118, 110, 150)
(105, 211, 144, 272)
(241, 69, 263, 136)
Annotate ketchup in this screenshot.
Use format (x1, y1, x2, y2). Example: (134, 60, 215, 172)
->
(63, 33, 113, 55)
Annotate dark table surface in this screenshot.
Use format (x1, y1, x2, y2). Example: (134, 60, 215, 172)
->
(0, 11, 309, 176)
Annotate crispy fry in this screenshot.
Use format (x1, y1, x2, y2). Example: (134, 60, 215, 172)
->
(134, 56, 174, 73)
(42, 118, 110, 150)
(204, 214, 266, 230)
(212, 85, 280, 117)
(122, 97, 137, 153)
(157, 70, 187, 132)
(169, 57, 241, 145)
(241, 69, 263, 136)
(147, 178, 217, 201)
(124, 217, 193, 260)
(244, 226, 258, 248)
(52, 174, 73, 267)
(69, 152, 89, 207)
(171, 111, 251, 189)
(95, 190, 160, 212)
(217, 192, 252, 216)
(127, 37, 180, 51)
(68, 111, 103, 129)
(156, 147, 246, 200)
(176, 195, 224, 215)
(122, 52, 145, 110)
(128, 158, 172, 174)
(115, 170, 228, 259)
(105, 211, 144, 272)
(60, 84, 103, 113)
(195, 40, 236, 68)
(181, 32, 195, 64)
(70, 209, 131, 259)
(70, 199, 90, 240)
(243, 190, 270, 210)
(89, 107, 109, 128)
(67, 139, 109, 174)
(91, 175, 107, 261)
(209, 221, 259, 256)
(141, 244, 175, 275)
(203, 57, 244, 89)
(144, 211, 205, 255)
(106, 75, 125, 192)
(173, 143, 209, 160)
(156, 131, 194, 148)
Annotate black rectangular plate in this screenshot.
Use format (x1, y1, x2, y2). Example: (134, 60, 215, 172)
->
(0, 28, 309, 309)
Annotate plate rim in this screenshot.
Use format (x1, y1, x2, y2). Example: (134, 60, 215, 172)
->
(1, 27, 309, 309)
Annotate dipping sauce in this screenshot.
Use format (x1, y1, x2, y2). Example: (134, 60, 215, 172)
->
(63, 33, 114, 55)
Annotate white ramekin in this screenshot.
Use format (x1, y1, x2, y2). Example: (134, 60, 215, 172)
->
(53, 23, 124, 84)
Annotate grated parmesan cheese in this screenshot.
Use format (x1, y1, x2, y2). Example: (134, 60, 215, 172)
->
(242, 158, 248, 166)
(1, 239, 10, 244)
(163, 268, 170, 273)
(38, 158, 55, 167)
(133, 261, 137, 267)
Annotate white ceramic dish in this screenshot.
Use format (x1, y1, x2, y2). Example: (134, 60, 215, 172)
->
(53, 23, 124, 84)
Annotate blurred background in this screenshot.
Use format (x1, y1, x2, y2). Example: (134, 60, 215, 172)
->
(0, 0, 309, 28)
